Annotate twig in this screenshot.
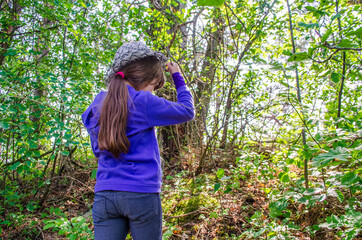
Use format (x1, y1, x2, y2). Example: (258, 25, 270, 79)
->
(43, 175, 94, 193)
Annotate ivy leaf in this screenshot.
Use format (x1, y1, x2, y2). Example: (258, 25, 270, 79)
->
(197, 0, 225, 7)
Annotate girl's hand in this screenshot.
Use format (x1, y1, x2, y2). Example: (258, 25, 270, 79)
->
(166, 62, 181, 75)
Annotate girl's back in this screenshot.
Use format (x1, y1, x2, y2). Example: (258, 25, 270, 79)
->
(82, 41, 194, 240)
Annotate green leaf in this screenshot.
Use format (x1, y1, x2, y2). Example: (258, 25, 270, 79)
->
(61, 150, 70, 156)
(10, 162, 21, 170)
(305, 6, 316, 12)
(163, 229, 173, 237)
(280, 173, 290, 183)
(335, 189, 344, 203)
(69, 233, 76, 240)
(287, 52, 309, 62)
(282, 50, 292, 56)
(312, 147, 350, 168)
(251, 211, 262, 220)
(341, 172, 358, 185)
(216, 168, 224, 179)
(43, 223, 54, 230)
(331, 13, 341, 21)
(298, 22, 319, 29)
(0, 122, 10, 130)
(338, 39, 354, 48)
(17, 165, 24, 174)
(33, 150, 41, 157)
(331, 72, 340, 83)
(80, 1, 87, 8)
(197, 0, 225, 7)
(27, 140, 38, 149)
(91, 169, 97, 179)
(58, 229, 67, 235)
(26, 203, 34, 211)
(321, 29, 332, 42)
(210, 211, 218, 218)
(64, 133, 72, 140)
(214, 183, 221, 192)
(350, 27, 362, 39)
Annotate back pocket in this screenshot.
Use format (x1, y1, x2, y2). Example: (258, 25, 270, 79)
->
(92, 196, 108, 223)
(127, 193, 160, 222)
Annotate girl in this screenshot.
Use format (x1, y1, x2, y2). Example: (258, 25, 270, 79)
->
(81, 41, 195, 240)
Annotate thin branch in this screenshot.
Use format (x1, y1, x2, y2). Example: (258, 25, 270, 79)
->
(336, 0, 347, 126)
(324, 43, 362, 51)
(310, 49, 340, 64)
(286, 0, 308, 189)
(12, 25, 60, 36)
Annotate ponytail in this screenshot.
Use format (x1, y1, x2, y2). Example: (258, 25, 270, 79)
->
(98, 74, 130, 158)
(98, 56, 164, 158)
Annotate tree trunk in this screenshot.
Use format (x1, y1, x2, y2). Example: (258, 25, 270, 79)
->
(0, 1, 21, 66)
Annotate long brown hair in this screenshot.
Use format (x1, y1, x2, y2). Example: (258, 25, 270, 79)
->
(98, 56, 165, 158)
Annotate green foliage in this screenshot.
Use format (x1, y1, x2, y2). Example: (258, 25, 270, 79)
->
(43, 216, 93, 240)
(319, 210, 362, 240)
(197, 0, 225, 7)
(1, 0, 361, 238)
(312, 147, 351, 168)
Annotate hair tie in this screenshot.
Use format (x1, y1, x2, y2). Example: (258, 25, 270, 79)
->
(116, 71, 125, 79)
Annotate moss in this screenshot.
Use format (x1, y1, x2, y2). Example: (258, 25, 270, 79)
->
(162, 173, 219, 224)
(173, 193, 219, 222)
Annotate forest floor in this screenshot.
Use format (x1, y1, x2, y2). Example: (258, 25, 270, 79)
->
(1, 149, 360, 240)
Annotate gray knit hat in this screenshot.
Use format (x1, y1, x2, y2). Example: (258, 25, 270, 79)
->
(105, 41, 167, 83)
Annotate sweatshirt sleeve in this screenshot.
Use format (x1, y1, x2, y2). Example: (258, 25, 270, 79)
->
(81, 92, 106, 158)
(145, 85, 195, 127)
(81, 104, 101, 158)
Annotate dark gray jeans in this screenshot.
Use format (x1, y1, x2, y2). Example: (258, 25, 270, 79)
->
(92, 190, 162, 240)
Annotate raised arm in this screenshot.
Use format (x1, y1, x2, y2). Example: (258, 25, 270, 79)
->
(146, 63, 195, 127)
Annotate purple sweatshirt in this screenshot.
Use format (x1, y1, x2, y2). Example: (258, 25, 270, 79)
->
(81, 73, 194, 193)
